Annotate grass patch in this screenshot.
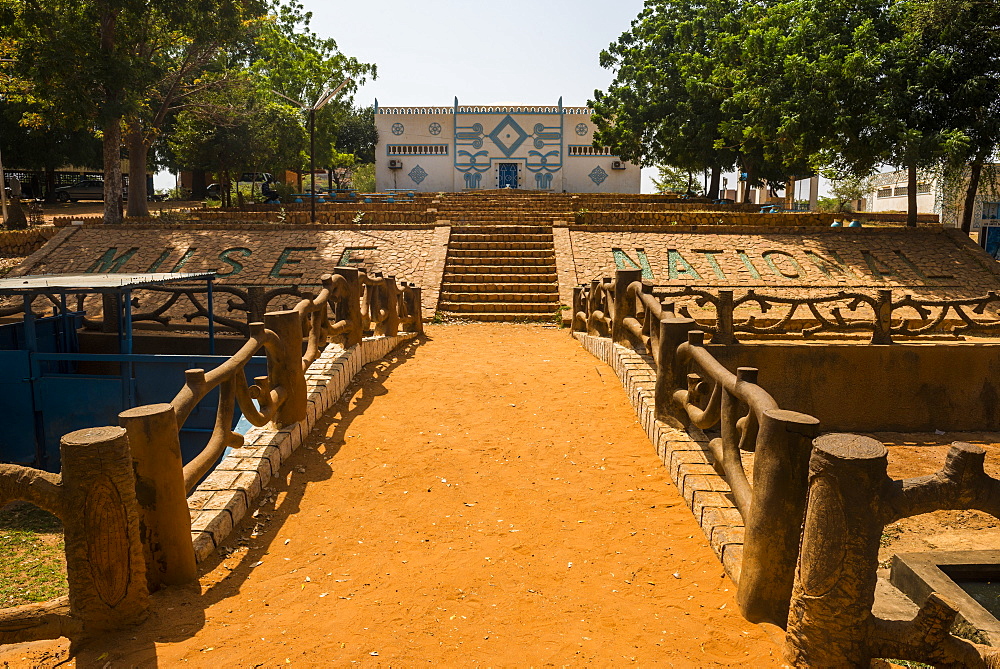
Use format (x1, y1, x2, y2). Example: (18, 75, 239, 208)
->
(0, 502, 67, 608)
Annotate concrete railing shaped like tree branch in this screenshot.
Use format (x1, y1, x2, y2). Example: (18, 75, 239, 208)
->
(572, 269, 820, 627)
(576, 280, 1000, 345)
(786, 434, 1000, 667)
(0, 266, 423, 646)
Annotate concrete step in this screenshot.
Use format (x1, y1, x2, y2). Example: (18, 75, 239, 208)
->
(437, 312, 560, 323)
(448, 240, 553, 250)
(440, 282, 558, 294)
(448, 234, 554, 244)
(438, 301, 559, 314)
(442, 272, 559, 283)
(447, 257, 554, 267)
(440, 290, 560, 302)
(444, 263, 556, 272)
(447, 249, 554, 259)
(449, 225, 553, 235)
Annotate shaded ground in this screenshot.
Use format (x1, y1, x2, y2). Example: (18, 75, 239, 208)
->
(1, 323, 781, 667)
(0, 503, 66, 608)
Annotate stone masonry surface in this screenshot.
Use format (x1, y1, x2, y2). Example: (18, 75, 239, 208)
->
(558, 226, 1000, 306)
(187, 333, 417, 563)
(15, 225, 450, 317)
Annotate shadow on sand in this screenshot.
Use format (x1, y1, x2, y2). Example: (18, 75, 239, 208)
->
(64, 336, 426, 667)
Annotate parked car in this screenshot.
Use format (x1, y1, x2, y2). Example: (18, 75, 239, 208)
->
(239, 173, 274, 187)
(53, 179, 105, 202)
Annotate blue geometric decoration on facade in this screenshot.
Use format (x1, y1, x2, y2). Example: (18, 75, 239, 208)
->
(392, 122, 405, 135)
(575, 123, 589, 136)
(464, 172, 482, 189)
(488, 115, 530, 157)
(535, 172, 553, 189)
(408, 164, 428, 184)
(589, 165, 608, 186)
(429, 122, 442, 135)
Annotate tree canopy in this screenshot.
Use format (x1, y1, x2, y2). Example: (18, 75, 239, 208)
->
(592, 0, 1000, 226)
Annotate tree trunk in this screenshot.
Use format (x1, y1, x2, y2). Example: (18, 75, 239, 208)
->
(961, 159, 984, 235)
(907, 161, 918, 227)
(191, 170, 206, 199)
(126, 124, 150, 217)
(102, 118, 123, 225)
(44, 168, 55, 202)
(708, 166, 721, 200)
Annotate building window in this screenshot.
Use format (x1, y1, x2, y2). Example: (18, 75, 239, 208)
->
(983, 202, 1000, 220)
(893, 186, 909, 197)
(877, 187, 893, 198)
(916, 182, 931, 194)
(386, 144, 448, 156)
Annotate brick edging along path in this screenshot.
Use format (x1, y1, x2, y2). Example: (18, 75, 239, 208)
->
(573, 332, 746, 582)
(186, 333, 418, 562)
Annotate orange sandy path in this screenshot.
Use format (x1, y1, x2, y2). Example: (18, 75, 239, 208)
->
(4, 323, 782, 667)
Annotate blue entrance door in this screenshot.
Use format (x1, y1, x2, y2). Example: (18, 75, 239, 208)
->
(498, 163, 518, 189)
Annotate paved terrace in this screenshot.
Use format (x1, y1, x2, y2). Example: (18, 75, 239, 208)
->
(3, 323, 781, 666)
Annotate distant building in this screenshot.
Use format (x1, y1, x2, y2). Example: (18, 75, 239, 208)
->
(374, 99, 641, 193)
(864, 167, 1000, 231)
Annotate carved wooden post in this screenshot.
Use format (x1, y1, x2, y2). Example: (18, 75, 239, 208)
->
(335, 266, 362, 348)
(572, 286, 586, 332)
(738, 407, 819, 626)
(119, 403, 197, 590)
(265, 310, 308, 426)
(612, 268, 643, 346)
(785, 433, 887, 666)
(586, 280, 602, 336)
(409, 286, 424, 334)
(654, 317, 696, 427)
(101, 292, 120, 334)
(245, 286, 267, 324)
(715, 290, 737, 345)
(871, 289, 893, 345)
(380, 276, 400, 337)
(60, 426, 148, 632)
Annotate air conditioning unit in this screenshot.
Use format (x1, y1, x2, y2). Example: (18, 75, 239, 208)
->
(611, 160, 626, 170)
(388, 159, 403, 169)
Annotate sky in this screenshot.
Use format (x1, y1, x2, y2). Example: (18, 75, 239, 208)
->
(159, 0, 657, 192)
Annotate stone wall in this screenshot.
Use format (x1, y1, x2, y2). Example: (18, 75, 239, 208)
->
(571, 211, 841, 227)
(0, 226, 59, 257)
(15, 224, 451, 317)
(555, 225, 1000, 306)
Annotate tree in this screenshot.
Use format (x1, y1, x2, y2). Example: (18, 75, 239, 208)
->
(651, 165, 697, 194)
(591, 0, 738, 199)
(3, 0, 264, 223)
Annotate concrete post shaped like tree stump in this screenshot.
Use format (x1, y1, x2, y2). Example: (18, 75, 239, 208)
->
(60, 426, 149, 633)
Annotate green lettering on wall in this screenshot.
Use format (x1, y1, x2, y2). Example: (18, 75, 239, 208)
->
(693, 250, 727, 279)
(862, 251, 896, 280)
(170, 248, 197, 272)
(667, 249, 702, 280)
(217, 247, 252, 277)
(612, 248, 654, 280)
(736, 250, 763, 279)
(804, 250, 857, 279)
(86, 247, 139, 273)
(270, 246, 316, 279)
(892, 250, 928, 280)
(146, 250, 171, 272)
(338, 247, 377, 267)
(762, 250, 804, 279)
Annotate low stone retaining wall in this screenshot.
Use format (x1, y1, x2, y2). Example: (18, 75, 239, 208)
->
(187, 332, 417, 562)
(573, 211, 840, 227)
(191, 209, 435, 225)
(0, 226, 59, 257)
(572, 332, 745, 579)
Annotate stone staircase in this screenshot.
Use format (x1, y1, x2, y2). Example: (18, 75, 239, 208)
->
(437, 219, 560, 323)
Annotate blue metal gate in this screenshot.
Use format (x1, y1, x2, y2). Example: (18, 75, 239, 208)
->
(498, 163, 518, 189)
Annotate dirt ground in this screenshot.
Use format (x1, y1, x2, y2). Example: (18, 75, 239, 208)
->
(874, 432, 1000, 564)
(1, 323, 782, 667)
(32, 200, 196, 223)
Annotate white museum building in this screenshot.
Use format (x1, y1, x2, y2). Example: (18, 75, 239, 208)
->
(373, 99, 641, 193)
